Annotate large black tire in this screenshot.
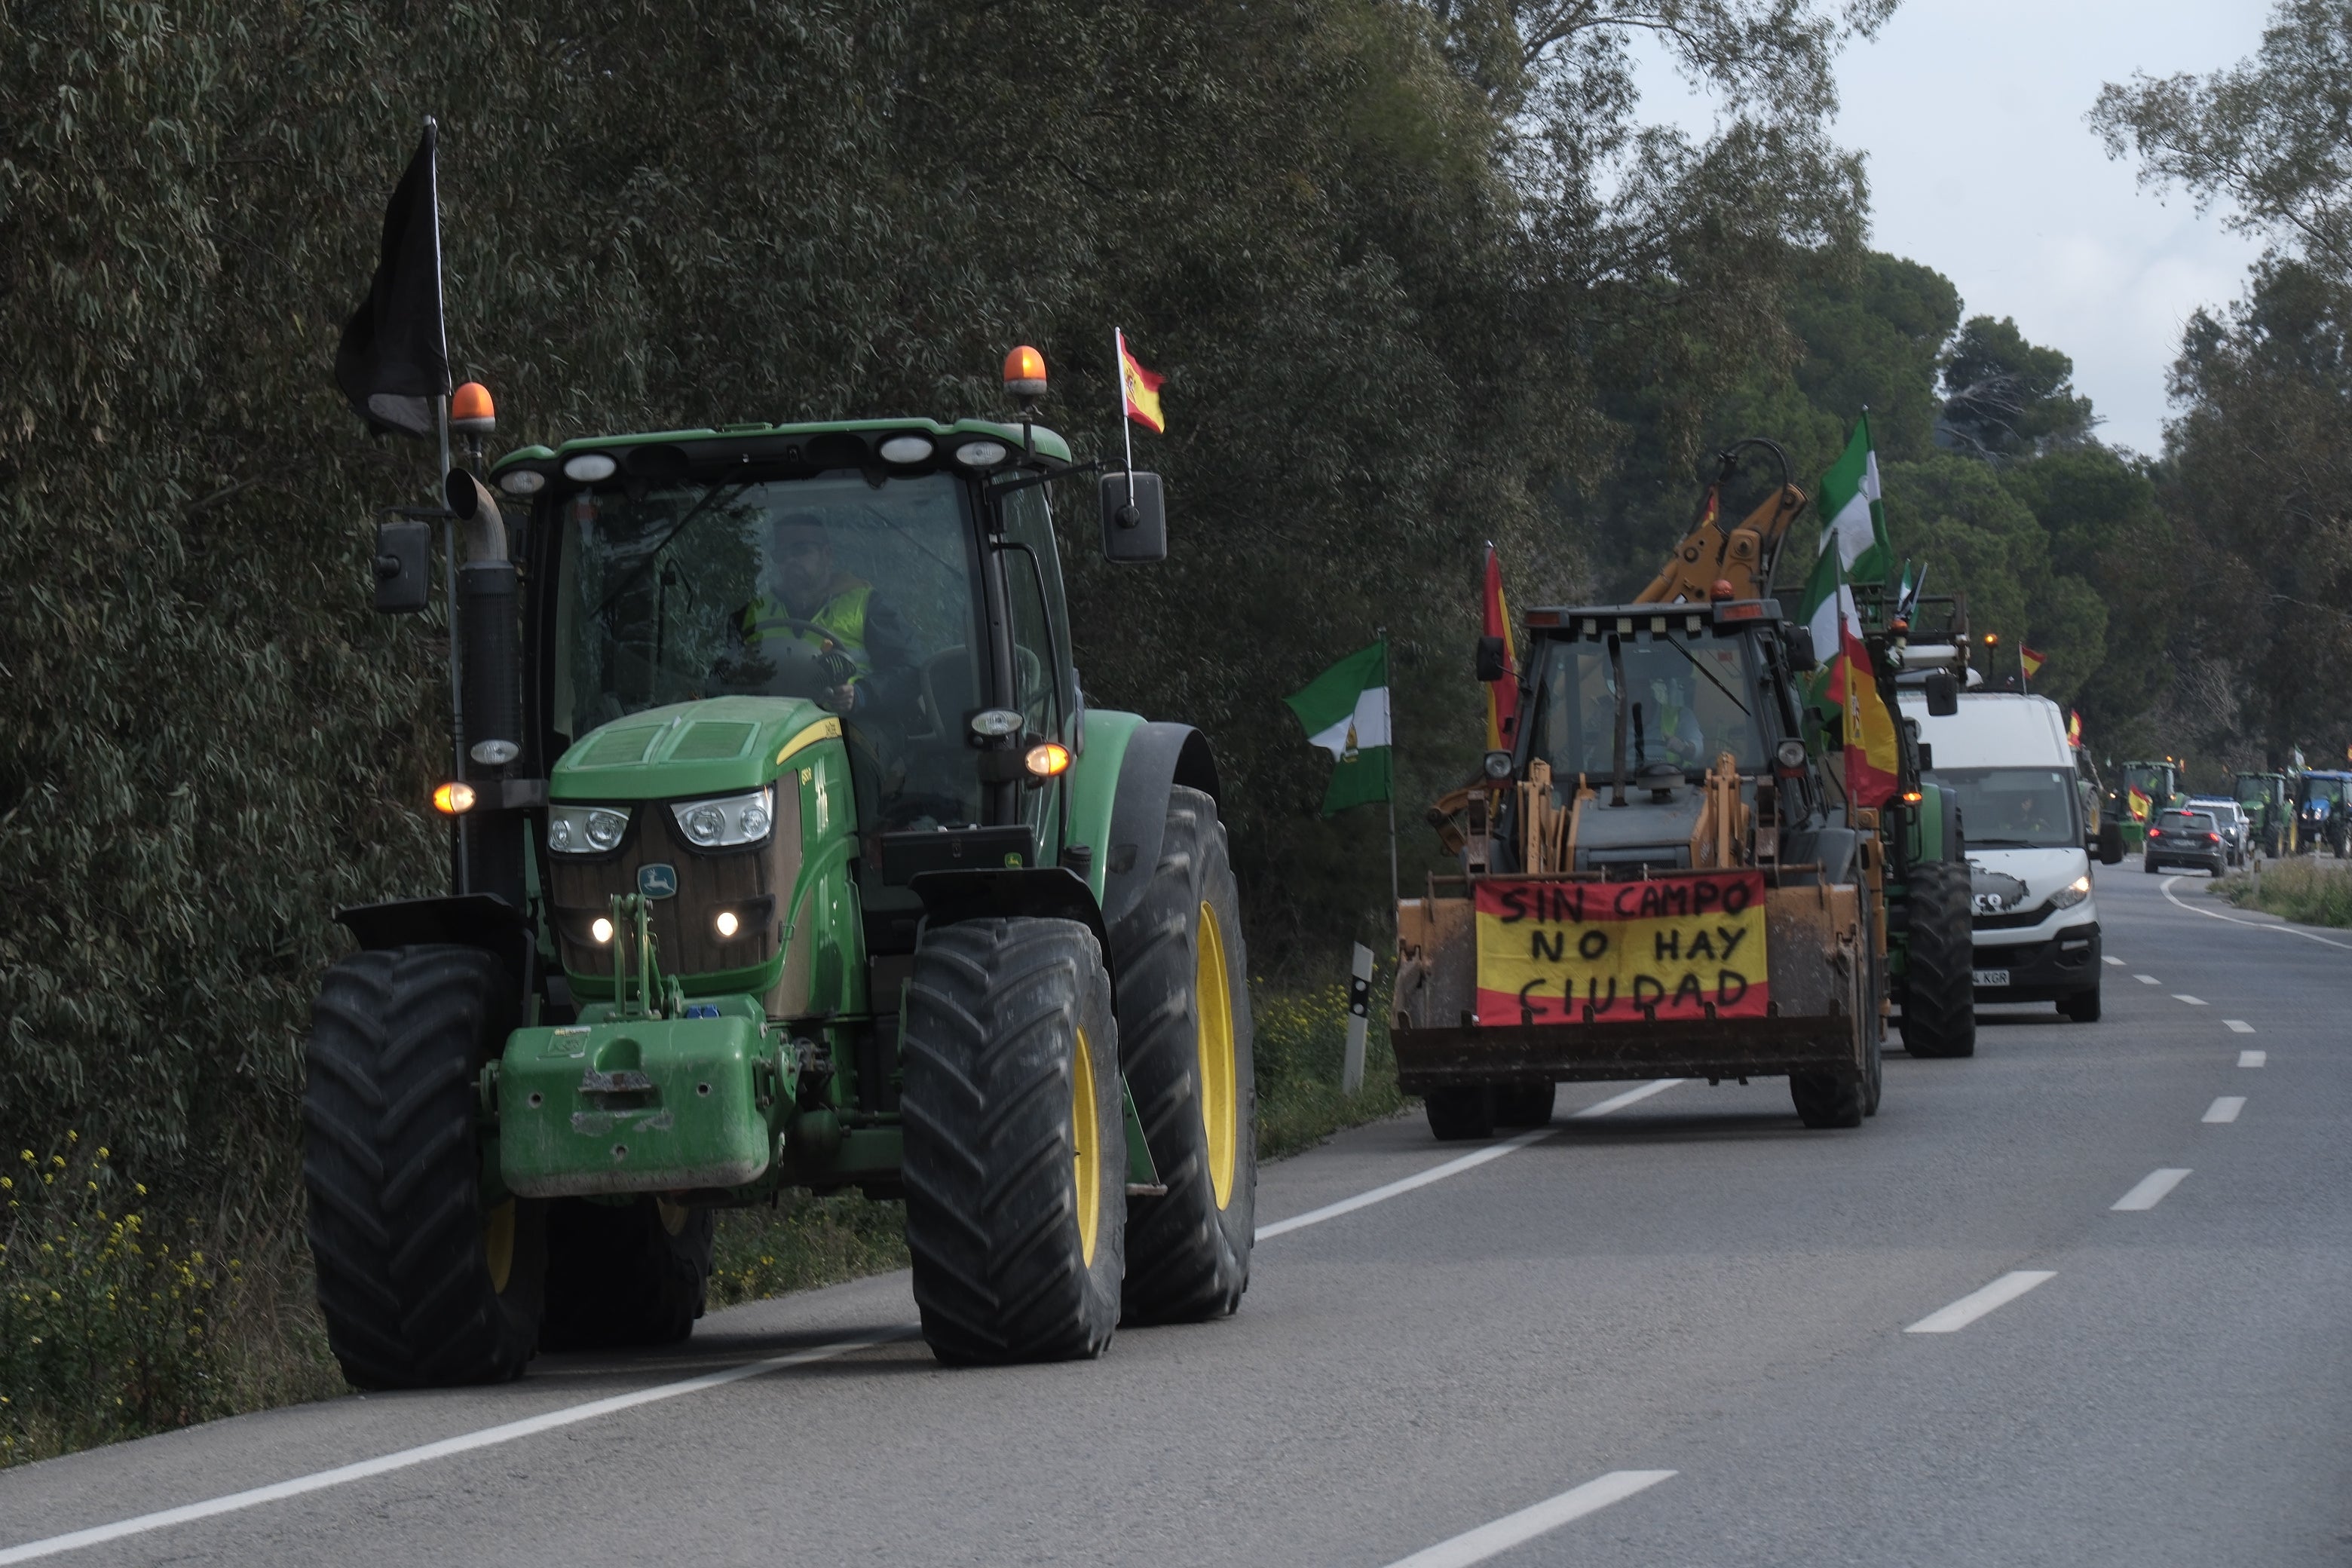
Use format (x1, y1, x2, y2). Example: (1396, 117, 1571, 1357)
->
(1425, 1087, 1496, 1141)
(2097, 822, 2124, 865)
(1109, 786, 1257, 1324)
(303, 946, 545, 1389)
(540, 1198, 716, 1350)
(1495, 1083, 1557, 1126)
(902, 917, 1125, 1363)
(1897, 859, 1977, 1058)
(1790, 1068, 1864, 1129)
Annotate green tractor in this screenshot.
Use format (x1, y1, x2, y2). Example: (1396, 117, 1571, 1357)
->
(2098, 759, 2179, 863)
(304, 356, 1257, 1386)
(2234, 770, 2295, 857)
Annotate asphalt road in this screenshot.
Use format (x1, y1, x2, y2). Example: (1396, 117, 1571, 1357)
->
(6, 865, 2349, 1566)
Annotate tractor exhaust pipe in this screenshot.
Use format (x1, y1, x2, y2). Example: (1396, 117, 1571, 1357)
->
(446, 469, 526, 908)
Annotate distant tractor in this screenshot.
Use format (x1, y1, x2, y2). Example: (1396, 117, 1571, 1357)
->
(2295, 770, 2352, 856)
(2099, 760, 2179, 863)
(304, 354, 1258, 1386)
(2234, 770, 2294, 857)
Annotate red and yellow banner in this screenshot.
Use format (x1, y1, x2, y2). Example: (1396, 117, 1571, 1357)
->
(1473, 871, 1769, 1026)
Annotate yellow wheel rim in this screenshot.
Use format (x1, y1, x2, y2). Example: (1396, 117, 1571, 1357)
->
(483, 1198, 516, 1295)
(1072, 1025, 1101, 1267)
(1195, 901, 1239, 1210)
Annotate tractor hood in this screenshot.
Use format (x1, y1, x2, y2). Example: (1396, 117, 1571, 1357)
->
(1570, 789, 1710, 874)
(551, 697, 840, 802)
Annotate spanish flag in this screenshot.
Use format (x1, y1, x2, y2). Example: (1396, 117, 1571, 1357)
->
(2020, 644, 2047, 680)
(2067, 709, 2082, 747)
(1116, 329, 1165, 433)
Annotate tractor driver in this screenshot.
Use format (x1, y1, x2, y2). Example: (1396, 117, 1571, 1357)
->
(1646, 675, 1708, 767)
(736, 511, 920, 719)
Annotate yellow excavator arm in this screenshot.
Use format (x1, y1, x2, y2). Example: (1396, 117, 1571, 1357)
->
(1634, 481, 1808, 606)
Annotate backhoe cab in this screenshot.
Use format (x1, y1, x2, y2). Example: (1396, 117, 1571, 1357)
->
(307, 353, 1259, 1387)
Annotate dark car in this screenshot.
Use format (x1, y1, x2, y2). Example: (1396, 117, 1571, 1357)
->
(2144, 809, 2228, 876)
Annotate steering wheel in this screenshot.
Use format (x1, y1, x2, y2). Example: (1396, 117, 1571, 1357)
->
(722, 618, 858, 702)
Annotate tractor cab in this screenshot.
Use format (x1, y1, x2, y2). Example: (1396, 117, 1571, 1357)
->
(2295, 770, 2352, 853)
(2234, 770, 2292, 856)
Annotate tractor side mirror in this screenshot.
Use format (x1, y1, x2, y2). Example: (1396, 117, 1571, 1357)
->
(1475, 635, 1507, 683)
(1098, 472, 1167, 563)
(372, 519, 431, 614)
(1916, 743, 1934, 772)
(1783, 626, 1818, 672)
(1924, 669, 1959, 717)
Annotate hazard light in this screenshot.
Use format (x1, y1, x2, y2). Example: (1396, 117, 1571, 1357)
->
(1003, 345, 1048, 398)
(432, 781, 476, 815)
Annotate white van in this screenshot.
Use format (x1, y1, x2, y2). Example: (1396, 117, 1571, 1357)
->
(1897, 691, 2102, 1022)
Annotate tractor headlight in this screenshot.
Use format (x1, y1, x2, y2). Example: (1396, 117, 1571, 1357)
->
(2048, 873, 2092, 911)
(548, 804, 630, 855)
(670, 788, 774, 849)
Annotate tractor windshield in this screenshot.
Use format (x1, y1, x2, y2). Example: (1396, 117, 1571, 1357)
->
(1524, 630, 1767, 781)
(2122, 764, 2166, 798)
(552, 471, 987, 830)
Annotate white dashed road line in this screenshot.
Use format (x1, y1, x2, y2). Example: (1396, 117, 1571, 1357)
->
(1905, 1270, 2057, 1334)
(2171, 994, 2207, 1005)
(2239, 1050, 2266, 1067)
(0, 1331, 910, 1566)
(2112, 1168, 2191, 1211)
(2203, 1096, 2246, 1124)
(2134, 974, 2162, 985)
(2102, 955, 2126, 966)
(2224, 1019, 2255, 1034)
(1382, 1472, 1678, 1568)
(1256, 1080, 1685, 1241)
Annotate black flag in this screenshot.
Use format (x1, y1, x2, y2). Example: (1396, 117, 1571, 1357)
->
(335, 122, 449, 438)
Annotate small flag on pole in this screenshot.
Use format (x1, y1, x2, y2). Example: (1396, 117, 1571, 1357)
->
(1116, 329, 1165, 433)
(1285, 642, 1392, 816)
(1481, 545, 1519, 751)
(2020, 645, 2047, 680)
(2067, 709, 2082, 747)
(1800, 418, 1900, 809)
(335, 122, 450, 439)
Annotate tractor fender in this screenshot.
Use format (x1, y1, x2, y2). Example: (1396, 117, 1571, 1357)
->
(905, 867, 1112, 978)
(334, 893, 537, 994)
(1100, 722, 1220, 929)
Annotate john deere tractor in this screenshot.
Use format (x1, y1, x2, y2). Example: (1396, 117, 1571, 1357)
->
(2099, 760, 2180, 862)
(304, 354, 1256, 1386)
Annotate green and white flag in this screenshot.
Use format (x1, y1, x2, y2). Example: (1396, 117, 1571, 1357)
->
(1285, 640, 1392, 816)
(1815, 413, 1891, 587)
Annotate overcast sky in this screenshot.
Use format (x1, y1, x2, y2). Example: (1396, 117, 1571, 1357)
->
(1636, 0, 2277, 455)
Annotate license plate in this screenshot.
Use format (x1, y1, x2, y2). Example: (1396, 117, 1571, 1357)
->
(1972, 969, 2011, 988)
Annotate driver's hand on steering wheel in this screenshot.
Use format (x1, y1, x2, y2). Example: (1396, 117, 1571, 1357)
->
(823, 683, 860, 715)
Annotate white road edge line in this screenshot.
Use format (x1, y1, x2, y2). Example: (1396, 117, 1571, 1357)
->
(1256, 1080, 1683, 1241)
(2172, 994, 2207, 1006)
(2133, 974, 2162, 985)
(2203, 1096, 2246, 1124)
(0, 1331, 911, 1566)
(1905, 1269, 2056, 1334)
(2112, 1168, 2191, 1211)
(2239, 1049, 2266, 1067)
(2224, 1019, 2255, 1034)
(1381, 1471, 1678, 1568)
(2161, 874, 2352, 950)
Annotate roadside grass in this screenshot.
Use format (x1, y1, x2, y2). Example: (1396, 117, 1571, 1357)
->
(2215, 855, 2352, 928)
(4, 975, 1406, 1468)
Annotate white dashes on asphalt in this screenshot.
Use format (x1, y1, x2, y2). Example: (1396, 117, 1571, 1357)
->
(2224, 1019, 2255, 1033)
(1905, 1270, 2057, 1334)
(2102, 955, 2126, 966)
(2203, 1096, 2246, 1124)
(2112, 1168, 2191, 1211)
(2134, 974, 2162, 985)
(1382, 1472, 1677, 1568)
(2239, 1050, 2266, 1067)
(2171, 994, 2207, 1005)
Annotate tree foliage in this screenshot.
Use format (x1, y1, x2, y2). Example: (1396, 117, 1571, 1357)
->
(0, 0, 1888, 1178)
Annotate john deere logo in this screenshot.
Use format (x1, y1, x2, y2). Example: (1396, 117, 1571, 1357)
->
(637, 863, 678, 899)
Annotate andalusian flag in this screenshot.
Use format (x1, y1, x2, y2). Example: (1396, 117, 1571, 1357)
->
(1116, 329, 1165, 433)
(1481, 544, 1519, 751)
(1802, 418, 1900, 810)
(1285, 641, 1391, 815)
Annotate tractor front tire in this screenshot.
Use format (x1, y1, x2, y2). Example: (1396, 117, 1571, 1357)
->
(1425, 1087, 1497, 1141)
(1790, 1070, 1864, 1129)
(540, 1197, 716, 1350)
(902, 918, 1125, 1363)
(1111, 786, 1257, 1324)
(1496, 1083, 1557, 1127)
(1897, 859, 1977, 1058)
(303, 946, 545, 1389)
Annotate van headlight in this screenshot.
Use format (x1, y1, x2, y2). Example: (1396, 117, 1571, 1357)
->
(547, 804, 631, 855)
(670, 788, 773, 849)
(2048, 873, 2092, 911)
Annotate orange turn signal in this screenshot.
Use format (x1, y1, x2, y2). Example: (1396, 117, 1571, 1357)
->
(1003, 345, 1048, 398)
(432, 781, 477, 815)
(451, 381, 496, 434)
(1024, 741, 1072, 779)
(1902, 790, 1924, 804)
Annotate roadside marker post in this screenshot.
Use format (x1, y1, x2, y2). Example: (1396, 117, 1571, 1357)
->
(1344, 942, 1373, 1095)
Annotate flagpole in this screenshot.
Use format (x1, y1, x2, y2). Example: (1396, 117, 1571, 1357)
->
(1115, 327, 1136, 510)
(427, 112, 469, 894)
(1379, 626, 1398, 928)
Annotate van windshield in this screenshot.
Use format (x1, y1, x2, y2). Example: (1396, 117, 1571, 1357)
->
(1923, 766, 2081, 849)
